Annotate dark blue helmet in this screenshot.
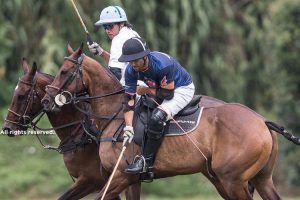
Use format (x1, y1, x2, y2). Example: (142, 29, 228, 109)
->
(118, 37, 150, 62)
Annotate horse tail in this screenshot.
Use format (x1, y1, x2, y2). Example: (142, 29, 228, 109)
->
(265, 121, 300, 145)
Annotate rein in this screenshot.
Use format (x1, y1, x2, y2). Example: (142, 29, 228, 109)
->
(30, 110, 97, 153)
(30, 105, 99, 153)
(34, 121, 94, 154)
(43, 53, 127, 147)
(45, 53, 125, 137)
(73, 88, 124, 101)
(31, 111, 83, 132)
(6, 73, 97, 153)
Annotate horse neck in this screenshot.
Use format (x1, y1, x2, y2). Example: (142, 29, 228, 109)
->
(84, 59, 123, 115)
(37, 73, 84, 141)
(47, 104, 85, 142)
(82, 59, 124, 134)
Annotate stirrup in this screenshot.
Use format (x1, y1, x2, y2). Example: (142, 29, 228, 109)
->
(132, 155, 147, 173)
(140, 166, 154, 182)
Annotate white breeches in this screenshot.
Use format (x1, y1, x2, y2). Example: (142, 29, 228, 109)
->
(159, 82, 195, 120)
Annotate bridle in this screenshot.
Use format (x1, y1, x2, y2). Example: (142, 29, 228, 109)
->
(45, 54, 87, 105)
(43, 53, 125, 143)
(5, 76, 42, 128)
(44, 54, 124, 112)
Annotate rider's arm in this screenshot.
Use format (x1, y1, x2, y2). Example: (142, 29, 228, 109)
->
(137, 62, 176, 98)
(123, 66, 138, 126)
(124, 109, 134, 126)
(123, 93, 136, 126)
(137, 81, 174, 97)
(157, 81, 174, 100)
(156, 65, 175, 100)
(88, 42, 110, 62)
(99, 51, 110, 63)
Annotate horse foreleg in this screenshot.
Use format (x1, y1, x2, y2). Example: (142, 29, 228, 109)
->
(57, 180, 99, 200)
(58, 178, 122, 200)
(125, 182, 141, 200)
(203, 172, 231, 199)
(95, 171, 138, 200)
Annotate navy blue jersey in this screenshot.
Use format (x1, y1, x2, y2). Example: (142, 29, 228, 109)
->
(125, 52, 192, 94)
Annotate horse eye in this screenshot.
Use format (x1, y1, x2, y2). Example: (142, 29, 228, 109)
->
(17, 95, 24, 100)
(61, 70, 68, 75)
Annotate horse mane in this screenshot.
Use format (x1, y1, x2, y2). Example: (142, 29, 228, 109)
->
(65, 44, 122, 88)
(83, 54, 122, 88)
(37, 71, 54, 79)
(35, 71, 54, 87)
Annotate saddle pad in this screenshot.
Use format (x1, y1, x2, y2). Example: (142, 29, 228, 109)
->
(166, 106, 203, 136)
(132, 106, 203, 146)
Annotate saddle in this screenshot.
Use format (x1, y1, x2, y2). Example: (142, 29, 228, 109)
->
(133, 95, 202, 146)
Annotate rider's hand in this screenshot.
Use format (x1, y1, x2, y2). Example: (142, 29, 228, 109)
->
(137, 86, 156, 96)
(123, 126, 134, 146)
(87, 42, 104, 55)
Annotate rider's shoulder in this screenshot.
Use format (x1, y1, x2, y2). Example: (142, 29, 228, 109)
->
(115, 27, 139, 41)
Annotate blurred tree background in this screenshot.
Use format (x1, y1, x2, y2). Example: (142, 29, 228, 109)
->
(0, 0, 300, 199)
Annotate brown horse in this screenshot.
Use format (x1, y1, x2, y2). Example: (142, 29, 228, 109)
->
(42, 45, 300, 200)
(2, 59, 125, 200)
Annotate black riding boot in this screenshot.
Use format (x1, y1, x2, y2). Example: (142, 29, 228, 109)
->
(125, 136, 163, 174)
(125, 108, 168, 174)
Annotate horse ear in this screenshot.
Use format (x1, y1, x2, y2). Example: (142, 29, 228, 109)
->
(22, 58, 30, 74)
(67, 43, 74, 55)
(30, 62, 38, 76)
(74, 43, 83, 57)
(80, 42, 84, 51)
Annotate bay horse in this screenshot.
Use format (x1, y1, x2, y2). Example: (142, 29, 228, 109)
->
(2, 58, 128, 200)
(41, 45, 300, 200)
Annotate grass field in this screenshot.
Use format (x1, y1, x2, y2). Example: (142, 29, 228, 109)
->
(25, 193, 299, 200)
(72, 193, 300, 200)
(144, 196, 300, 200)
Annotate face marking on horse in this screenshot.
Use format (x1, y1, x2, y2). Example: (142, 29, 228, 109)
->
(15, 84, 19, 91)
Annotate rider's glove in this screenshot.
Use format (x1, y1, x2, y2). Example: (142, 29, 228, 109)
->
(87, 42, 104, 55)
(123, 126, 134, 146)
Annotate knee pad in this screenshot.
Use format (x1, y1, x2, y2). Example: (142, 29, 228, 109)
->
(147, 108, 168, 139)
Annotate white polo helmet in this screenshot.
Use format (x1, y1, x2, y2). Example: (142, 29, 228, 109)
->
(94, 6, 127, 26)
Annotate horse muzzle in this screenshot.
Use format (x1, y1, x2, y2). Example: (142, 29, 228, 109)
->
(2, 120, 29, 137)
(2, 126, 15, 137)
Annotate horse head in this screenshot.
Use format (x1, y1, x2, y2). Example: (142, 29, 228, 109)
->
(3, 58, 42, 136)
(41, 44, 87, 112)
(41, 43, 123, 114)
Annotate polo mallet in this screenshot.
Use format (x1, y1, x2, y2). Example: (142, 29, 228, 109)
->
(100, 138, 130, 200)
(70, 0, 99, 54)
